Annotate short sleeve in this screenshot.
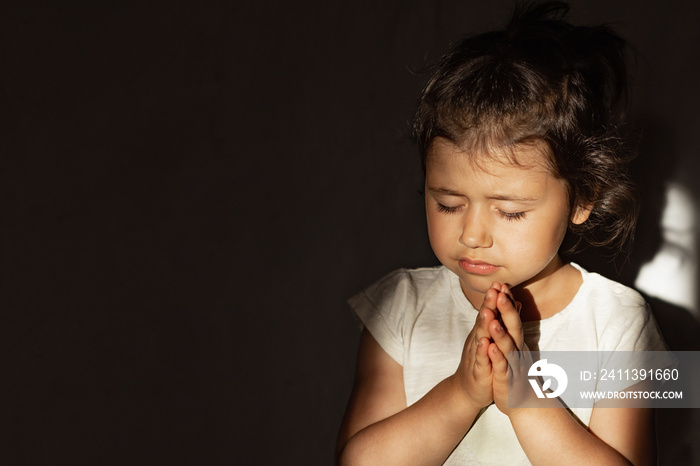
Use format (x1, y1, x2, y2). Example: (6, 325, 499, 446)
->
(599, 285, 669, 353)
(596, 285, 673, 393)
(347, 269, 416, 366)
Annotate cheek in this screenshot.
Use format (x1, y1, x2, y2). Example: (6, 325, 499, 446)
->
(426, 213, 455, 253)
(514, 217, 568, 256)
(426, 213, 444, 246)
(499, 227, 531, 256)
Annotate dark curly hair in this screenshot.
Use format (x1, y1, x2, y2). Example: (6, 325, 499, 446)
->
(412, 1, 638, 251)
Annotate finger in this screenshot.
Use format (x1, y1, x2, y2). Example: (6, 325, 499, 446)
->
(497, 287, 524, 349)
(474, 337, 493, 374)
(480, 286, 499, 312)
(500, 285, 523, 315)
(475, 306, 496, 341)
(488, 342, 509, 380)
(488, 318, 517, 355)
(474, 287, 500, 340)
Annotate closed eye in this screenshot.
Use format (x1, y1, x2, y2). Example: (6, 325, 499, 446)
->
(437, 203, 461, 214)
(498, 210, 526, 221)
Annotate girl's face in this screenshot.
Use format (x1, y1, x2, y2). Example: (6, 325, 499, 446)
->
(425, 138, 589, 308)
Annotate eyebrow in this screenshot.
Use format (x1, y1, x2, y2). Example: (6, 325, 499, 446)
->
(426, 186, 538, 202)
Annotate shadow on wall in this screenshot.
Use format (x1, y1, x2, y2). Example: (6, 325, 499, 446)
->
(570, 119, 700, 465)
(645, 296, 700, 466)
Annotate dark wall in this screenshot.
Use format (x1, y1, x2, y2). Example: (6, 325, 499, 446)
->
(2, 1, 699, 464)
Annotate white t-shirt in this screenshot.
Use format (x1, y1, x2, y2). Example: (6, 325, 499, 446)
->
(349, 264, 667, 465)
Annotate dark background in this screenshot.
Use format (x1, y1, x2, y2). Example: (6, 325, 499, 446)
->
(2, 1, 699, 464)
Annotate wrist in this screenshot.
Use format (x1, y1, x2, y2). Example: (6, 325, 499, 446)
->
(445, 374, 490, 415)
(508, 397, 563, 425)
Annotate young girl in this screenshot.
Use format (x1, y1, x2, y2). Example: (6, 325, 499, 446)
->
(337, 2, 668, 465)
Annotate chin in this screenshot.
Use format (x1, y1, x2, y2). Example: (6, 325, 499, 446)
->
(457, 275, 494, 296)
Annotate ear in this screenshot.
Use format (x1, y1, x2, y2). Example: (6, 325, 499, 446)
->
(571, 203, 592, 225)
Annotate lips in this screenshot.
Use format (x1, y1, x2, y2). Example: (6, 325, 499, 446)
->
(458, 258, 501, 275)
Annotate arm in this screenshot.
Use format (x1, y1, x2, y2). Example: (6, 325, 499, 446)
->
(506, 402, 654, 465)
(487, 285, 655, 465)
(587, 393, 656, 465)
(336, 288, 503, 466)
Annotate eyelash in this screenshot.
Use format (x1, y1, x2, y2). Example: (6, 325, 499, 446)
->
(436, 203, 526, 221)
(498, 211, 526, 221)
(436, 203, 460, 214)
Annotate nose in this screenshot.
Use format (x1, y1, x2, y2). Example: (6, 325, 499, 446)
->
(459, 206, 492, 248)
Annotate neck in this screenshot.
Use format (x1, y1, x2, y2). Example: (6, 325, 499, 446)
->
(514, 259, 582, 321)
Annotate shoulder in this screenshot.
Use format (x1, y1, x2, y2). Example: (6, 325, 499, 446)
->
(579, 268, 647, 312)
(371, 265, 452, 289)
(573, 264, 666, 351)
(349, 266, 452, 308)
(347, 266, 455, 364)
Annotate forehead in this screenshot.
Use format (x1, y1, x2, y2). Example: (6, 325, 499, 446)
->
(426, 137, 553, 174)
(425, 138, 563, 195)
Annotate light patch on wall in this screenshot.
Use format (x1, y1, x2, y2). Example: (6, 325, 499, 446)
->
(635, 183, 698, 315)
